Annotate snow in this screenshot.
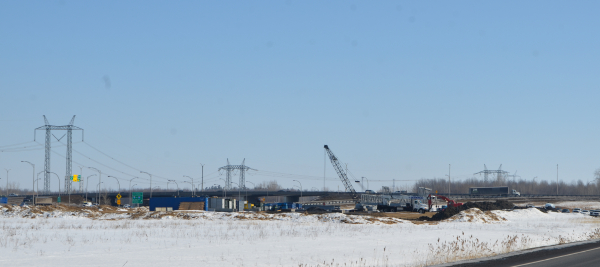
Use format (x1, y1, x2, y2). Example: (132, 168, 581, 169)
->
(1, 204, 600, 267)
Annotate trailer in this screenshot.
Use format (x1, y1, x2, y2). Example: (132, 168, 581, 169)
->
(359, 194, 429, 213)
(469, 186, 520, 197)
(34, 197, 53, 205)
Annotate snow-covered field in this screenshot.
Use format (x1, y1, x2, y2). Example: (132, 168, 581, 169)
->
(1, 204, 600, 267)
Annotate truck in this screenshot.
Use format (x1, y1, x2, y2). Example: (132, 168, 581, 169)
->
(469, 186, 520, 197)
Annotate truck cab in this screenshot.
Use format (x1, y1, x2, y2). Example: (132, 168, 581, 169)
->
(511, 189, 520, 196)
(411, 199, 428, 213)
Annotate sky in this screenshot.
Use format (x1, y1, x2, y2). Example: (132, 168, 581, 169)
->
(1, 1, 599, 194)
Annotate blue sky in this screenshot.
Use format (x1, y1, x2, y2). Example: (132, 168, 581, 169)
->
(1, 1, 599, 193)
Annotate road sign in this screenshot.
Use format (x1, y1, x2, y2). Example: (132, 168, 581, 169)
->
(132, 192, 143, 204)
(57, 196, 61, 203)
(116, 194, 122, 199)
(117, 199, 121, 205)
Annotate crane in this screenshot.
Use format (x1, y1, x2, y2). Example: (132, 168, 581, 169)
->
(324, 145, 357, 195)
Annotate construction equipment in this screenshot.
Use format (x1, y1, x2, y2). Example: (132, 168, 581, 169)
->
(324, 145, 357, 195)
(428, 194, 463, 211)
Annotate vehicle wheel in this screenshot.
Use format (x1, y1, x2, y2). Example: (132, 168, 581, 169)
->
(419, 209, 425, 214)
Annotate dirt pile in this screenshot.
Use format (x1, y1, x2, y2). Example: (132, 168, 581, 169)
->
(426, 200, 514, 221)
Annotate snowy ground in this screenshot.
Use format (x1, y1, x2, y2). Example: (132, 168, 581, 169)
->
(1, 204, 600, 267)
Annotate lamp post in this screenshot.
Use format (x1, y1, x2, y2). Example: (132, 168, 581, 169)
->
(96, 182, 103, 205)
(184, 175, 194, 197)
(200, 163, 205, 193)
(131, 184, 138, 207)
(129, 177, 138, 206)
(169, 180, 179, 196)
(34, 178, 41, 200)
(107, 176, 121, 194)
(5, 169, 10, 196)
(219, 178, 227, 198)
(36, 171, 43, 197)
(293, 180, 302, 198)
(78, 166, 84, 193)
(49, 172, 60, 197)
(129, 184, 139, 208)
(183, 181, 193, 196)
(246, 181, 255, 199)
(140, 171, 152, 198)
(231, 182, 241, 212)
(21, 161, 35, 195)
(86, 174, 97, 202)
(88, 167, 102, 199)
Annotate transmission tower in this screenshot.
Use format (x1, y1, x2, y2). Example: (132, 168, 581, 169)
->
(34, 116, 83, 194)
(218, 159, 256, 190)
(474, 164, 509, 183)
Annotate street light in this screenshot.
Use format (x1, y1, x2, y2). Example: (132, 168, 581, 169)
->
(231, 182, 242, 212)
(130, 183, 138, 206)
(86, 174, 97, 202)
(184, 175, 194, 197)
(168, 180, 179, 196)
(107, 176, 121, 194)
(246, 181, 255, 199)
(36, 171, 43, 197)
(5, 169, 10, 196)
(88, 167, 102, 198)
(129, 177, 138, 205)
(293, 180, 302, 198)
(200, 163, 205, 193)
(140, 171, 153, 198)
(21, 161, 35, 195)
(219, 178, 227, 198)
(96, 182, 103, 205)
(49, 172, 60, 197)
(183, 181, 193, 196)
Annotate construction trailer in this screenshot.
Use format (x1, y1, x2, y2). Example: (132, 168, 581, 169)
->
(149, 197, 208, 211)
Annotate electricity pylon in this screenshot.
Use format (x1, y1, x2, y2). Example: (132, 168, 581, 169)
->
(34, 116, 83, 194)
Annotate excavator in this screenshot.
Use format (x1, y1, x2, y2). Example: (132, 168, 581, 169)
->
(428, 194, 463, 211)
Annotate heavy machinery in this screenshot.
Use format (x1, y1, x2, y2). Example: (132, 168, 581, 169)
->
(428, 194, 463, 211)
(324, 145, 357, 196)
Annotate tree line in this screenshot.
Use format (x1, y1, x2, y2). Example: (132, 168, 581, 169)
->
(412, 170, 600, 196)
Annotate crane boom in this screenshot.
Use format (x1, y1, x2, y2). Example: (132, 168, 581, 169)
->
(324, 145, 357, 194)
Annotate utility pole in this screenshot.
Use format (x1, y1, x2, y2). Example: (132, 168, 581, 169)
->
(556, 164, 559, 196)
